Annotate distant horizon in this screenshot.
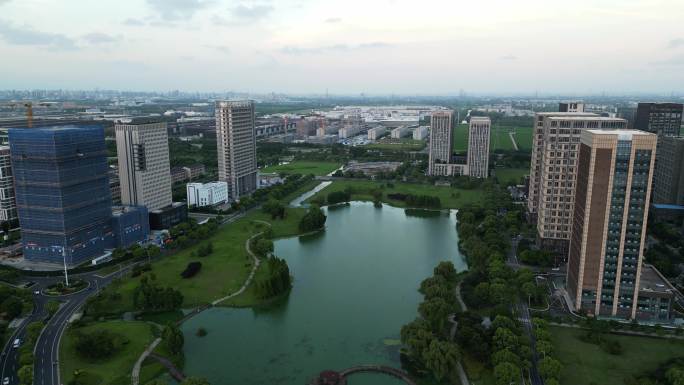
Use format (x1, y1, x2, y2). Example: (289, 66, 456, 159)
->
(0, 0, 682, 93)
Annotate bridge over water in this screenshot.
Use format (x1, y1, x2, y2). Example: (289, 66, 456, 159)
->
(309, 365, 417, 385)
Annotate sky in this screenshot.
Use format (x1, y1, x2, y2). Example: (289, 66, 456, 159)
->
(0, 0, 682, 94)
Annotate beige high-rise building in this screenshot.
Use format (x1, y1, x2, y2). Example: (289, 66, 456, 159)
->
(527, 112, 628, 256)
(467, 117, 491, 178)
(427, 111, 454, 176)
(0, 146, 16, 222)
(567, 130, 658, 320)
(216, 100, 258, 200)
(115, 122, 173, 211)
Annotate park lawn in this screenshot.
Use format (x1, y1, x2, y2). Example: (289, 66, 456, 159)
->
(277, 179, 321, 204)
(366, 138, 426, 151)
(454, 124, 532, 152)
(494, 167, 528, 185)
(60, 321, 155, 385)
(261, 161, 341, 176)
(462, 354, 496, 385)
(551, 326, 684, 385)
(304, 180, 483, 209)
(100, 208, 307, 313)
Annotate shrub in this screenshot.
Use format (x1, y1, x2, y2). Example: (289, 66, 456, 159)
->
(180, 262, 202, 279)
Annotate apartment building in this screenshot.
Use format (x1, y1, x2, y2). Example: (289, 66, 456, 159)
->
(567, 130, 663, 320)
(427, 111, 454, 176)
(467, 117, 491, 179)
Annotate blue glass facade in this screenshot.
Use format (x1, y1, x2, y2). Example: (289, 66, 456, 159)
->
(9, 125, 112, 266)
(110, 206, 150, 249)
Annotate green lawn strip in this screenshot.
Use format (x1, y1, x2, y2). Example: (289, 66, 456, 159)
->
(551, 325, 684, 385)
(60, 321, 155, 385)
(101, 208, 306, 313)
(304, 180, 483, 209)
(454, 124, 532, 152)
(277, 179, 321, 204)
(261, 161, 341, 176)
(493, 167, 529, 185)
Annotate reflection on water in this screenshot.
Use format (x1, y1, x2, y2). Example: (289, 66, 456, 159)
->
(181, 202, 466, 385)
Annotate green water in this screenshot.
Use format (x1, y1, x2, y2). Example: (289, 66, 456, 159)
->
(181, 202, 466, 385)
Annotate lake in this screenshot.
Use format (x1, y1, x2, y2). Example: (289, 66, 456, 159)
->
(180, 202, 466, 385)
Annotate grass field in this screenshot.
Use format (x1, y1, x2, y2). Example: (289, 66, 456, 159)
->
(304, 180, 483, 209)
(366, 138, 426, 151)
(494, 167, 528, 185)
(551, 326, 684, 385)
(453, 124, 533, 152)
(99, 208, 307, 313)
(261, 161, 341, 176)
(60, 321, 155, 385)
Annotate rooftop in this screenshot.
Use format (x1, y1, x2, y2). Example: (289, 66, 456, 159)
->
(640, 264, 677, 296)
(586, 129, 655, 139)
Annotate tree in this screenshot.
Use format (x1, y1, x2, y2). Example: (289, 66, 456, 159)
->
(180, 377, 210, 385)
(74, 330, 122, 359)
(536, 340, 554, 358)
(494, 362, 519, 385)
(433, 261, 457, 283)
(1, 296, 23, 319)
(162, 323, 185, 355)
(493, 328, 518, 351)
(253, 239, 274, 258)
(147, 245, 161, 259)
(418, 297, 452, 333)
(298, 205, 327, 232)
(18, 365, 32, 385)
(491, 349, 521, 367)
(538, 357, 562, 381)
(666, 367, 684, 385)
(400, 318, 434, 361)
(422, 339, 459, 381)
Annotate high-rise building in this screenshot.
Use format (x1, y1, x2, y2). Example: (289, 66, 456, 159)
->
(0, 146, 16, 223)
(9, 126, 112, 265)
(634, 103, 683, 137)
(528, 113, 627, 255)
(559, 102, 585, 113)
(216, 100, 258, 200)
(567, 130, 658, 320)
(115, 122, 172, 211)
(653, 136, 684, 205)
(467, 117, 491, 178)
(527, 112, 597, 222)
(427, 111, 454, 176)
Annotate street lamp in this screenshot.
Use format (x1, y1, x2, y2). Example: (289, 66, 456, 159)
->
(61, 243, 70, 287)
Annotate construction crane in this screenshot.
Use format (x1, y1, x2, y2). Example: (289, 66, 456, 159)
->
(3, 101, 54, 128)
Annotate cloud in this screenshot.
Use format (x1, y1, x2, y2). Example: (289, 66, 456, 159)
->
(205, 45, 230, 54)
(0, 0, 11, 6)
(122, 18, 146, 26)
(146, 0, 212, 20)
(231, 4, 273, 20)
(0, 20, 77, 50)
(281, 42, 393, 55)
(669, 38, 684, 48)
(83, 32, 122, 44)
(500, 54, 518, 60)
(651, 55, 684, 66)
(324, 17, 342, 23)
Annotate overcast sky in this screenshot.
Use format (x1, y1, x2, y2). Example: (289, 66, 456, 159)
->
(0, 0, 682, 94)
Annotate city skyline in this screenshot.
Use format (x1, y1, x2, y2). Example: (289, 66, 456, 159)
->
(0, 0, 682, 94)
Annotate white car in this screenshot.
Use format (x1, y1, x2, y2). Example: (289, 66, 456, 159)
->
(12, 339, 19, 348)
(34, 290, 40, 295)
(3, 376, 9, 385)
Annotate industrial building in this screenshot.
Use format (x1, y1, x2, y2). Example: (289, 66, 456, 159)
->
(187, 182, 229, 207)
(9, 126, 113, 266)
(216, 100, 258, 200)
